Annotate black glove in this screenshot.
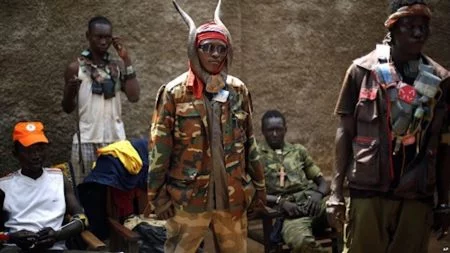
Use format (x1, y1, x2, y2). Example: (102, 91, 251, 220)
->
(279, 200, 306, 218)
(304, 190, 323, 217)
(8, 230, 38, 250)
(432, 204, 450, 240)
(33, 227, 57, 250)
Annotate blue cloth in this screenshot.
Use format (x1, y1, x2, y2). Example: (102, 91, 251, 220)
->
(83, 139, 149, 191)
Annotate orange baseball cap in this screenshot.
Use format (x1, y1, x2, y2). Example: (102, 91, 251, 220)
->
(12, 121, 49, 147)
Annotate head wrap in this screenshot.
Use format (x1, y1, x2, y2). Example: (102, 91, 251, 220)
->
(196, 22, 229, 46)
(385, 3, 431, 29)
(173, 0, 232, 99)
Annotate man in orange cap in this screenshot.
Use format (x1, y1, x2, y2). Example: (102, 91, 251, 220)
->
(0, 122, 88, 252)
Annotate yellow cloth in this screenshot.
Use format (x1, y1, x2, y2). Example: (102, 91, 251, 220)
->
(96, 140, 143, 175)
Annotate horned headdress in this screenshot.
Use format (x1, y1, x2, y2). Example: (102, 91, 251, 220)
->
(172, 0, 233, 89)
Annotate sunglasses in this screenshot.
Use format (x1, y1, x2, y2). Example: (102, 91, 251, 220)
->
(198, 43, 228, 55)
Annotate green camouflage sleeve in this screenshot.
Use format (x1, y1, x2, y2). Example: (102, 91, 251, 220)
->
(297, 144, 322, 180)
(243, 89, 266, 190)
(148, 85, 175, 204)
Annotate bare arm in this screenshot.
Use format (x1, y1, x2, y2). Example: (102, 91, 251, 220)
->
(331, 115, 355, 201)
(112, 37, 140, 102)
(62, 61, 81, 113)
(120, 57, 140, 103)
(313, 175, 331, 197)
(63, 176, 83, 216)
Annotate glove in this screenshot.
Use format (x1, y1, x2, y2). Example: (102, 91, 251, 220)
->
(325, 194, 346, 233)
(432, 204, 450, 240)
(8, 230, 38, 250)
(279, 200, 305, 218)
(34, 227, 57, 250)
(304, 190, 323, 217)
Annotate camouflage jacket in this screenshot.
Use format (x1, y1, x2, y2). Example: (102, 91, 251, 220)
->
(148, 72, 265, 217)
(259, 141, 322, 204)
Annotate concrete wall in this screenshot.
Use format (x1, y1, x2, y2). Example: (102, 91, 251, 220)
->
(0, 0, 449, 175)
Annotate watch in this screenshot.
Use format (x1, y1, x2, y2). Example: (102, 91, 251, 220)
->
(125, 65, 135, 75)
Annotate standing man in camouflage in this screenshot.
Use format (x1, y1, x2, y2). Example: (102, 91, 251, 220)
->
(147, 1, 266, 252)
(259, 110, 330, 253)
(327, 1, 450, 252)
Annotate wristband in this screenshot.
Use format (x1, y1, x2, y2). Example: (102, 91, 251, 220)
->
(253, 180, 266, 191)
(72, 213, 89, 229)
(125, 65, 135, 76)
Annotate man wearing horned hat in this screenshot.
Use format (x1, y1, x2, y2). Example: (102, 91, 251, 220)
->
(327, 0, 450, 252)
(147, 1, 266, 252)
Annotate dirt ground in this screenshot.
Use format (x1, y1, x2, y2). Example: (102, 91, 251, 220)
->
(203, 229, 450, 252)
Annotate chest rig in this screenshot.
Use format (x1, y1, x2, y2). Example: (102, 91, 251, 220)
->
(78, 49, 121, 99)
(372, 45, 442, 153)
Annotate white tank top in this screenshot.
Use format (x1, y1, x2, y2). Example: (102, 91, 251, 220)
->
(0, 168, 67, 249)
(73, 63, 126, 144)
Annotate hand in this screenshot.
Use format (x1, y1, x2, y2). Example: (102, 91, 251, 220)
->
(325, 194, 346, 233)
(280, 200, 304, 218)
(67, 75, 82, 92)
(112, 36, 129, 60)
(155, 201, 175, 220)
(9, 230, 38, 250)
(432, 204, 450, 240)
(304, 190, 323, 217)
(34, 227, 57, 250)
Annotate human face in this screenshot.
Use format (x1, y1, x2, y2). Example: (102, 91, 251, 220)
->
(87, 23, 113, 54)
(262, 117, 286, 150)
(14, 142, 47, 174)
(197, 39, 228, 74)
(391, 15, 429, 59)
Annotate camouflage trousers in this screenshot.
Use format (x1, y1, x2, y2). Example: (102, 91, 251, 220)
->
(282, 201, 329, 253)
(343, 197, 432, 253)
(165, 208, 248, 253)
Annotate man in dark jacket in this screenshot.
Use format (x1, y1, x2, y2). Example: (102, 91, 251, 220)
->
(327, 1, 450, 252)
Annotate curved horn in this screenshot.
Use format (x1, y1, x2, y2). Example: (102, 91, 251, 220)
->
(173, 0, 210, 85)
(172, 0, 196, 34)
(214, 0, 233, 67)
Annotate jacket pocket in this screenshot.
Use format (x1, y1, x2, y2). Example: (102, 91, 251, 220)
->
(348, 136, 380, 186)
(355, 86, 379, 123)
(175, 102, 203, 142)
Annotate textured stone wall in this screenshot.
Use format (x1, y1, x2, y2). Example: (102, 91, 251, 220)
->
(0, 0, 449, 175)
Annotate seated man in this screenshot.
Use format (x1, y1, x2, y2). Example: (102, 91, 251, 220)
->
(259, 110, 330, 253)
(0, 121, 88, 252)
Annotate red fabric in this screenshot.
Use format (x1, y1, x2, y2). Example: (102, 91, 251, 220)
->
(111, 187, 141, 218)
(196, 22, 229, 46)
(186, 65, 204, 99)
(385, 4, 431, 28)
(196, 32, 228, 46)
